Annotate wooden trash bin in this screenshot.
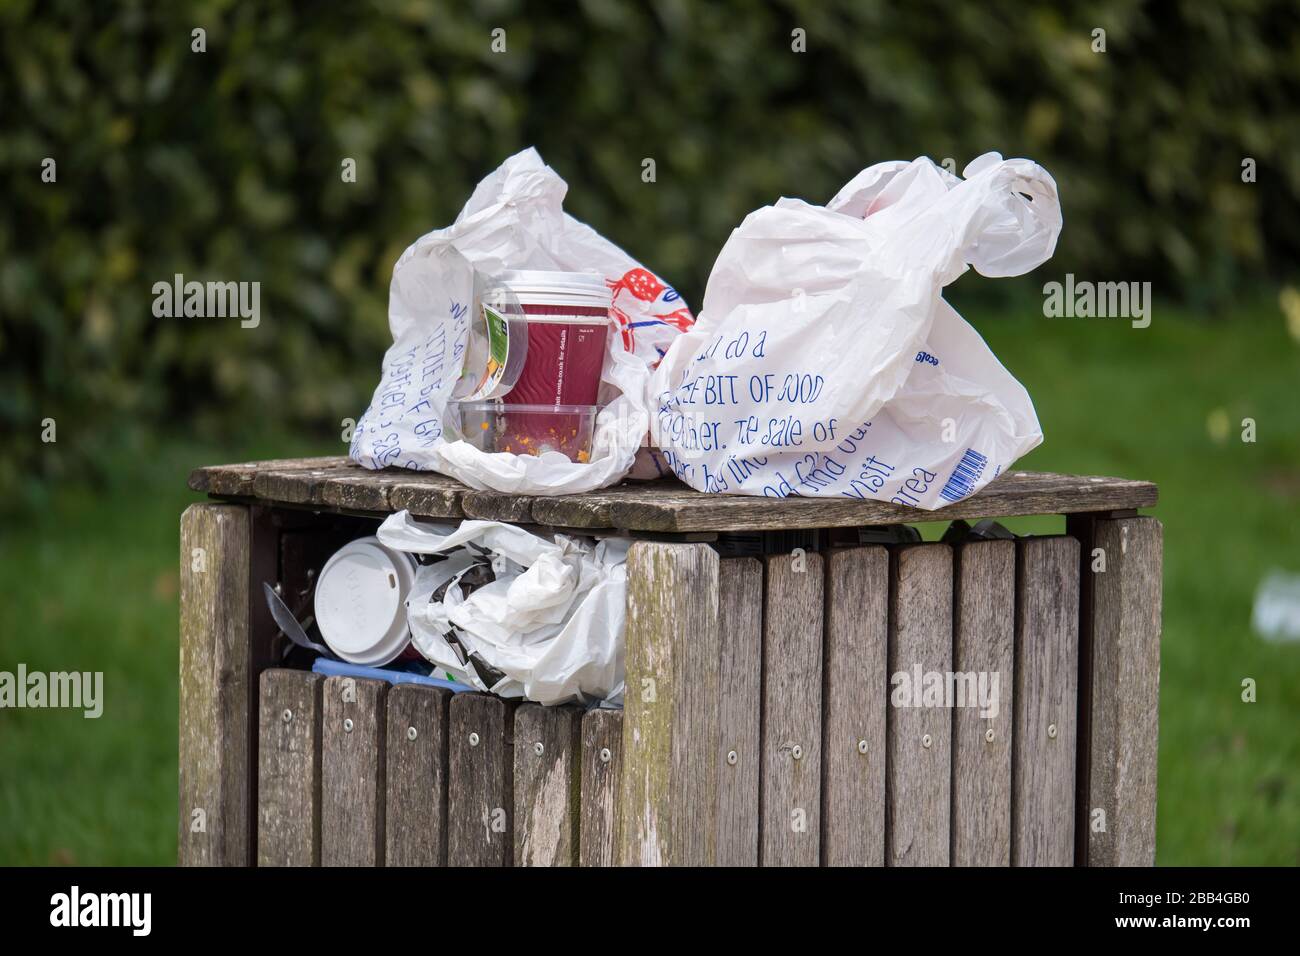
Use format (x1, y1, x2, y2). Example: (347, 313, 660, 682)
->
(179, 457, 1161, 867)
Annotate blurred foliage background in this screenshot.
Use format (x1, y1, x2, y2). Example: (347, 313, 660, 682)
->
(3, 0, 1299, 503)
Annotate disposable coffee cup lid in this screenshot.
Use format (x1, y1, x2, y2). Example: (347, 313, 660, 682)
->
(493, 269, 608, 295)
(314, 537, 417, 666)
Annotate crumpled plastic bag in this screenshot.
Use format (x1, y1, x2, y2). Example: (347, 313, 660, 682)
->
(376, 510, 628, 705)
(649, 153, 1059, 509)
(350, 148, 693, 495)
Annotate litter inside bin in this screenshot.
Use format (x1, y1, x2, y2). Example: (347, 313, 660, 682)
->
(313, 536, 423, 666)
(377, 511, 628, 706)
(311, 656, 474, 693)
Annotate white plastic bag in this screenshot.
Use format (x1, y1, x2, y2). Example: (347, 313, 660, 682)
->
(377, 511, 628, 706)
(350, 148, 692, 495)
(649, 153, 1060, 509)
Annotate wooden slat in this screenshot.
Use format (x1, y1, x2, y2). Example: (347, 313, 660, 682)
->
(759, 551, 824, 866)
(1077, 517, 1162, 866)
(179, 503, 252, 866)
(580, 709, 623, 867)
(448, 693, 516, 866)
(188, 457, 349, 496)
(254, 460, 359, 506)
(321, 676, 387, 866)
(513, 704, 582, 867)
(716, 557, 763, 867)
(191, 457, 1158, 533)
(620, 542, 721, 866)
(604, 471, 1157, 532)
(385, 684, 452, 867)
(886, 543, 953, 866)
(460, 490, 539, 524)
(378, 474, 466, 519)
(257, 669, 323, 866)
(527, 480, 687, 529)
(321, 470, 412, 513)
(821, 546, 888, 867)
(951, 540, 1016, 866)
(1012, 535, 1080, 867)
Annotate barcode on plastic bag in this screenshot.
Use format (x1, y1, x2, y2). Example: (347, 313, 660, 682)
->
(939, 448, 989, 503)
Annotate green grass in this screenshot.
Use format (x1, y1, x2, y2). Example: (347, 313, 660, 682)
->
(1, 297, 1297, 865)
(0, 432, 334, 866)
(967, 294, 1300, 866)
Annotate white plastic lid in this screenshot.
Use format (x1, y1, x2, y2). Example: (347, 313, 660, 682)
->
(314, 537, 418, 666)
(489, 270, 612, 308)
(494, 269, 607, 292)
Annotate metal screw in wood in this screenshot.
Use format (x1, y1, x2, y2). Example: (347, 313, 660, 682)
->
(600, 747, 612, 763)
(343, 718, 354, 733)
(469, 732, 480, 747)
(1048, 723, 1058, 739)
(726, 750, 738, 765)
(407, 726, 418, 741)
(533, 742, 544, 756)
(985, 728, 995, 743)
(791, 744, 804, 760)
(922, 733, 932, 748)
(281, 709, 292, 723)
(857, 739, 868, 755)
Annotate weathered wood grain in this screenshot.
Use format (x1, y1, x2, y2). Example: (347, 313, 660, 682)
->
(821, 546, 888, 867)
(527, 480, 691, 529)
(620, 542, 721, 866)
(189, 457, 466, 518)
(382, 474, 467, 519)
(1012, 535, 1080, 867)
(951, 539, 1015, 867)
(513, 704, 582, 867)
(253, 459, 358, 506)
(460, 490, 540, 524)
(580, 708, 623, 867)
(321, 469, 412, 513)
(448, 693, 516, 866)
(886, 543, 953, 867)
(1076, 517, 1162, 866)
(321, 676, 387, 866)
(256, 669, 323, 866)
(385, 684, 452, 867)
(604, 471, 1157, 532)
(179, 503, 253, 866)
(192, 457, 1157, 533)
(759, 551, 824, 867)
(716, 557, 763, 867)
(188, 457, 349, 496)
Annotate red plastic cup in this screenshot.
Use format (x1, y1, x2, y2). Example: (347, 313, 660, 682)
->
(489, 271, 612, 460)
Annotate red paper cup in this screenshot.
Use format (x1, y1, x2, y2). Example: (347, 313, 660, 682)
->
(509, 307, 609, 407)
(487, 271, 612, 460)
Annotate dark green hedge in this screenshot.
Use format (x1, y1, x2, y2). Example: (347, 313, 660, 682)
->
(3, 0, 1297, 500)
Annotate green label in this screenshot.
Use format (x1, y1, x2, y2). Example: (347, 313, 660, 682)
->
(484, 304, 509, 368)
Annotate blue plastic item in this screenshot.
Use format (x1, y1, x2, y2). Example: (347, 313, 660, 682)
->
(311, 656, 475, 693)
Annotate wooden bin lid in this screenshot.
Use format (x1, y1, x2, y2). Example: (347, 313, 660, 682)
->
(189, 456, 1157, 534)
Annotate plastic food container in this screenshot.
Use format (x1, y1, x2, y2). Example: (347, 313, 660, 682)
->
(452, 401, 599, 462)
(314, 536, 421, 666)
